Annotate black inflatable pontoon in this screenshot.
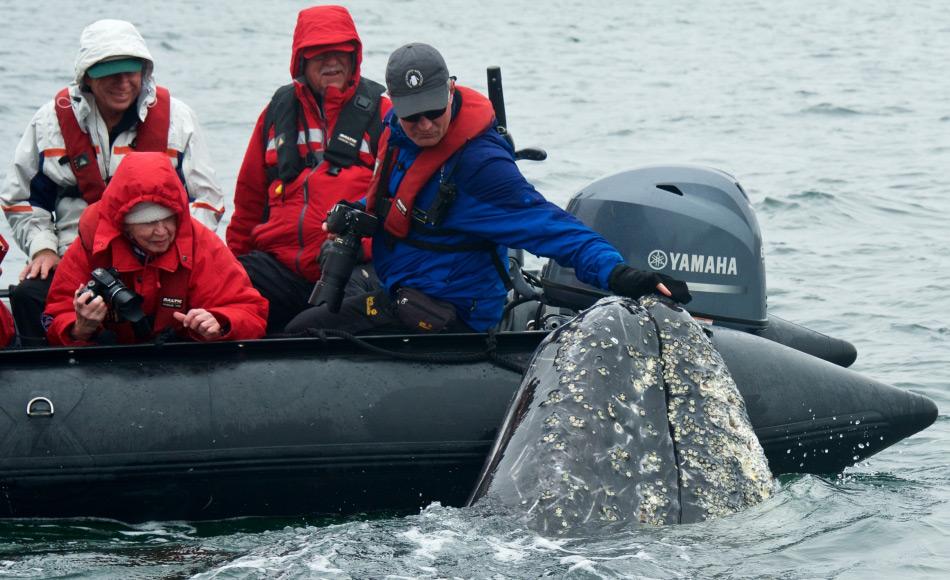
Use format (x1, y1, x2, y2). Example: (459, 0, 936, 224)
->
(0, 165, 936, 522)
(0, 328, 935, 522)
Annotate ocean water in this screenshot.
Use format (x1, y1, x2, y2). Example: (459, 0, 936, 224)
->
(0, 0, 947, 578)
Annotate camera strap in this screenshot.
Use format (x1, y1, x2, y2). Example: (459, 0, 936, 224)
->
(409, 157, 461, 228)
(371, 146, 399, 227)
(131, 317, 153, 341)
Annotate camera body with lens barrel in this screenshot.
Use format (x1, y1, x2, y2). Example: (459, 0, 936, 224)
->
(81, 267, 147, 324)
(309, 202, 378, 312)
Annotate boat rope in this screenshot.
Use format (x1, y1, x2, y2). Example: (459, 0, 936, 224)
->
(280, 327, 528, 375)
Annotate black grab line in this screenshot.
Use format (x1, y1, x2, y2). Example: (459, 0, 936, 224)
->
(274, 327, 528, 375)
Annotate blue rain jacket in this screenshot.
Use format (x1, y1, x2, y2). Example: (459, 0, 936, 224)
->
(372, 111, 624, 331)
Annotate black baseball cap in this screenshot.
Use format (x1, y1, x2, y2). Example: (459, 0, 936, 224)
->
(385, 43, 450, 118)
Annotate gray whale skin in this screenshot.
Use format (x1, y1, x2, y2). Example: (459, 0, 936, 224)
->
(469, 296, 774, 533)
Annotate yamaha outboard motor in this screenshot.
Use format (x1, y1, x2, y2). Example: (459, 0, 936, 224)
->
(540, 165, 857, 367)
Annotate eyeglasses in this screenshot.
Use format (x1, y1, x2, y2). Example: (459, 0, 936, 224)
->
(307, 50, 350, 63)
(399, 107, 447, 123)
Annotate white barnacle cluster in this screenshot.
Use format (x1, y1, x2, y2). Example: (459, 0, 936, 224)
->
(533, 472, 592, 531)
(641, 421, 660, 438)
(637, 480, 673, 525)
(542, 389, 564, 406)
(668, 404, 702, 446)
(599, 505, 620, 522)
(640, 450, 663, 474)
(629, 356, 659, 394)
(661, 312, 774, 518)
(607, 446, 631, 473)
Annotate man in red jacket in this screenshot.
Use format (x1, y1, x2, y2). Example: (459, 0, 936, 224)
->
(44, 152, 267, 346)
(227, 5, 390, 332)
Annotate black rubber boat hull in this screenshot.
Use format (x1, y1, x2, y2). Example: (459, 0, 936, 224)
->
(0, 330, 936, 521)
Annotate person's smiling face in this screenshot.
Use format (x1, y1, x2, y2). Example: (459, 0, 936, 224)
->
(304, 51, 353, 95)
(124, 215, 177, 255)
(86, 71, 142, 119)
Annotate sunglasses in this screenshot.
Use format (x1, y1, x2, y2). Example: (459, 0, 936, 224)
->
(399, 107, 447, 123)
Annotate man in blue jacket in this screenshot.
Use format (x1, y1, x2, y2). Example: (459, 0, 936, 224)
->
(286, 43, 689, 334)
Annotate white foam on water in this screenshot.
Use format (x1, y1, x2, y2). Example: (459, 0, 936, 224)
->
(401, 527, 461, 560)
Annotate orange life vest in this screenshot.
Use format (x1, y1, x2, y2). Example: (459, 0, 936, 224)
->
(54, 86, 172, 205)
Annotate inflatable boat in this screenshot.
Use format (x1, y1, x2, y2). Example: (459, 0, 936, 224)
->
(0, 165, 937, 522)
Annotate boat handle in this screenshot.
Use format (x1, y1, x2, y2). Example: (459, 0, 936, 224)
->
(26, 397, 54, 417)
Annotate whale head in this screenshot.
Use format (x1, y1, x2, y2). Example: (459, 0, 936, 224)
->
(469, 296, 773, 533)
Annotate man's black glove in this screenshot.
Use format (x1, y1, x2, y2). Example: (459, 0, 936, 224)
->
(608, 264, 692, 304)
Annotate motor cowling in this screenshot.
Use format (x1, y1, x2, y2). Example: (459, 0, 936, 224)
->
(541, 164, 767, 328)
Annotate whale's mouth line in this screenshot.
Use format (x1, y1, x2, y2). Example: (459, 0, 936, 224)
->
(648, 305, 684, 525)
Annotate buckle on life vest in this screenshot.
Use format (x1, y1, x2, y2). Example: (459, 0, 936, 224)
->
(73, 153, 91, 171)
(411, 207, 431, 226)
(305, 150, 324, 168)
(395, 198, 408, 216)
(354, 94, 372, 111)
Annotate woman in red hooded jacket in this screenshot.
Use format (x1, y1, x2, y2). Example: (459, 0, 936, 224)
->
(44, 152, 267, 346)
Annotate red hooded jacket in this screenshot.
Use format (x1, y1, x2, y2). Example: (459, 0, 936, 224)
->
(0, 234, 13, 348)
(226, 5, 390, 282)
(0, 304, 11, 348)
(45, 152, 268, 346)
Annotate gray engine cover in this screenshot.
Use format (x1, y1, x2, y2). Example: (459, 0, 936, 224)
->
(541, 165, 766, 327)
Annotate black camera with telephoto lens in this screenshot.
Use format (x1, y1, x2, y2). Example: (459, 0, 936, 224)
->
(82, 267, 147, 324)
(309, 202, 378, 312)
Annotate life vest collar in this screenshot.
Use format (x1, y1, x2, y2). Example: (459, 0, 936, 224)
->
(367, 85, 495, 239)
(54, 85, 172, 204)
(264, 77, 384, 185)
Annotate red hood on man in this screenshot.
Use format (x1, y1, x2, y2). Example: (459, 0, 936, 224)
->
(91, 151, 192, 264)
(290, 5, 363, 106)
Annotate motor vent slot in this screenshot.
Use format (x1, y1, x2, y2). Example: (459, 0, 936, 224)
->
(656, 184, 683, 196)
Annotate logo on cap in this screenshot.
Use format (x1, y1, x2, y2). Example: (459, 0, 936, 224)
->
(405, 69, 423, 89)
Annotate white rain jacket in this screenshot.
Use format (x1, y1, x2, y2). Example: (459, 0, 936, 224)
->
(0, 19, 224, 260)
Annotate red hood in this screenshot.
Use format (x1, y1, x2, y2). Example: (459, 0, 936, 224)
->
(290, 5, 363, 86)
(91, 152, 192, 262)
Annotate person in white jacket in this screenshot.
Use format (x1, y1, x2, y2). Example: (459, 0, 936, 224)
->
(0, 19, 224, 345)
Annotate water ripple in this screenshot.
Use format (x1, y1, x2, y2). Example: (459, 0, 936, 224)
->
(800, 103, 863, 116)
